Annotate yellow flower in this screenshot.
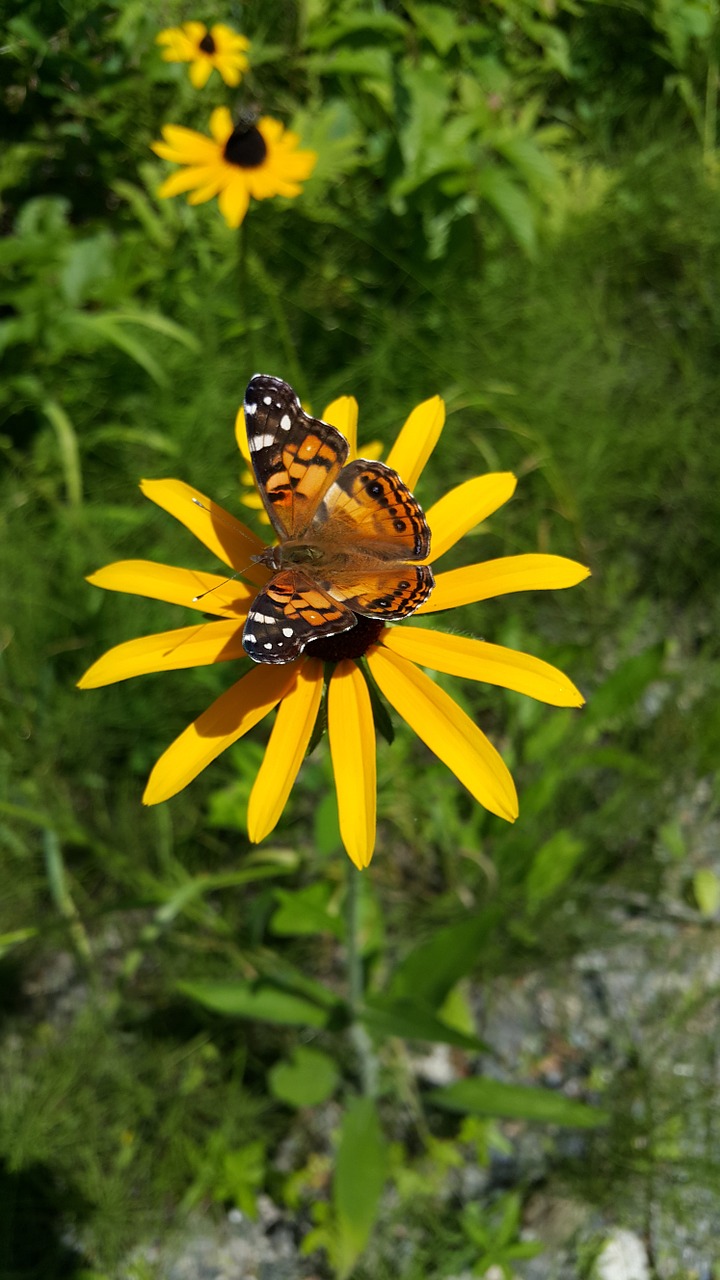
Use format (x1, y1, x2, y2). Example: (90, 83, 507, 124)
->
(151, 108, 317, 229)
(78, 391, 589, 870)
(156, 21, 250, 89)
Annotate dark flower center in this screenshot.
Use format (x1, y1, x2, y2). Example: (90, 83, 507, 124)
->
(223, 124, 267, 169)
(199, 32, 216, 54)
(305, 616, 385, 663)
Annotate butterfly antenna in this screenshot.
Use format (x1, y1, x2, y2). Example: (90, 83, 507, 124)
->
(189, 496, 264, 603)
(192, 570, 246, 604)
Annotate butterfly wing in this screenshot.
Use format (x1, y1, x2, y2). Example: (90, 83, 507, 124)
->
(243, 568, 356, 664)
(320, 459, 431, 560)
(244, 375, 349, 542)
(318, 562, 435, 620)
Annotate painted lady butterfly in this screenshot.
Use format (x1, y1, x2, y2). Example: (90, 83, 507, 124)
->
(242, 375, 434, 663)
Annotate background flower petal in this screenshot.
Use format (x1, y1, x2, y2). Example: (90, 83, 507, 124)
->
(78, 619, 247, 688)
(140, 478, 269, 584)
(417, 554, 591, 613)
(328, 660, 376, 869)
(367, 646, 518, 822)
(86, 560, 254, 618)
(247, 659, 324, 843)
(380, 626, 585, 707)
(189, 58, 213, 89)
(425, 473, 517, 560)
(143, 663, 298, 805)
(384, 395, 445, 488)
(321, 395, 359, 457)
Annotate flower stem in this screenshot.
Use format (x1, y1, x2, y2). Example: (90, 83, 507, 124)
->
(247, 248, 305, 398)
(346, 861, 378, 1097)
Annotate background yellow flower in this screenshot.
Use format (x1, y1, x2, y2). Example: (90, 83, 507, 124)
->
(156, 21, 250, 88)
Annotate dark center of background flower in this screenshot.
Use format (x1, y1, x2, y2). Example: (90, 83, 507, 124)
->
(306, 616, 385, 662)
(223, 125, 267, 169)
(199, 32, 216, 54)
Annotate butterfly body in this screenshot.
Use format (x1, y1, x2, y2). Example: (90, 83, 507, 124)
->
(243, 375, 434, 664)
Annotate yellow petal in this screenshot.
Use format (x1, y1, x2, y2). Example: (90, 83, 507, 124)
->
(156, 165, 215, 199)
(367, 646, 518, 822)
(234, 404, 253, 464)
(328, 660, 376, 869)
(139, 478, 269, 585)
(247, 659, 324, 842)
(156, 125, 217, 163)
(78, 619, 247, 688)
(384, 395, 445, 489)
(209, 106, 234, 145)
(143, 663, 297, 805)
(321, 395, 359, 457)
(86, 560, 255, 618)
(189, 57, 214, 89)
(418, 554, 591, 614)
(425, 473, 517, 561)
(380, 626, 585, 707)
(218, 176, 251, 228)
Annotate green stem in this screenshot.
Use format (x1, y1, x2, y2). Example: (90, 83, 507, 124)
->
(247, 248, 305, 396)
(346, 862, 378, 1098)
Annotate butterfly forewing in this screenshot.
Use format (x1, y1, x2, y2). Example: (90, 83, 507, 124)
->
(321, 459, 431, 560)
(244, 375, 348, 542)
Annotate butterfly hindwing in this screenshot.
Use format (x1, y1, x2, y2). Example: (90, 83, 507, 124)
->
(242, 568, 356, 664)
(321, 459, 431, 560)
(320, 563, 435, 620)
(244, 375, 349, 542)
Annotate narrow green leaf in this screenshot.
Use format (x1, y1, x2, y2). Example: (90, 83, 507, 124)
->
(388, 915, 491, 1008)
(362, 996, 485, 1049)
(430, 1077, 608, 1127)
(525, 830, 585, 912)
(42, 398, 82, 505)
(178, 980, 329, 1028)
(333, 1097, 386, 1279)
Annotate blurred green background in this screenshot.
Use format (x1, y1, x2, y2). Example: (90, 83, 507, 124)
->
(2, 0, 720, 1276)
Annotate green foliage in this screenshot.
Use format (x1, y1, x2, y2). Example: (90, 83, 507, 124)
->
(2, 0, 720, 1273)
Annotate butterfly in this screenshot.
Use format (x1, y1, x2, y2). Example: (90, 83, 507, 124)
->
(241, 374, 434, 664)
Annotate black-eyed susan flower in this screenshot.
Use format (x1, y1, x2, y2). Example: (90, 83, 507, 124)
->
(151, 108, 317, 229)
(156, 21, 250, 89)
(79, 388, 589, 870)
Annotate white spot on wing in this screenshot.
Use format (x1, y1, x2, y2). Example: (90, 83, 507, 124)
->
(244, 633, 256, 643)
(282, 627, 293, 637)
(245, 401, 257, 415)
(263, 395, 272, 405)
(280, 414, 292, 431)
(249, 434, 275, 451)
(264, 642, 273, 649)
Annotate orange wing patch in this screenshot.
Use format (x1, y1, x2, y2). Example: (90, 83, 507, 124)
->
(245, 375, 348, 541)
(322, 460, 431, 560)
(322, 563, 434, 619)
(242, 568, 356, 664)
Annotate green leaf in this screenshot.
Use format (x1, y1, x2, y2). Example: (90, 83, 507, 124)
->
(362, 996, 485, 1049)
(333, 1097, 386, 1279)
(271, 882, 345, 939)
(586, 646, 665, 725)
(693, 868, 720, 917)
(406, 2, 466, 55)
(477, 167, 538, 256)
(525, 830, 585, 912)
(269, 1047, 340, 1107)
(42, 399, 82, 505)
(388, 915, 491, 1008)
(430, 1078, 608, 1127)
(178, 980, 329, 1028)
